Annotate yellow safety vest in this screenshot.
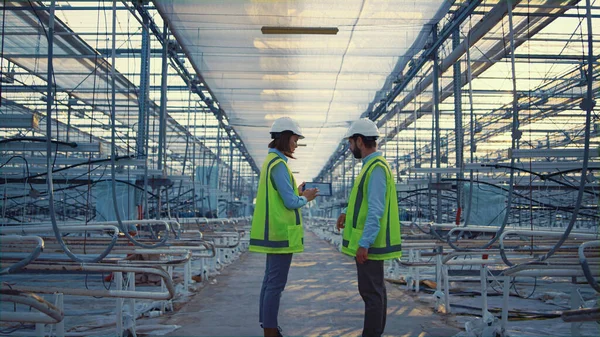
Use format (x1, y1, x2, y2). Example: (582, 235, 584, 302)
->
(342, 155, 402, 260)
(249, 152, 304, 254)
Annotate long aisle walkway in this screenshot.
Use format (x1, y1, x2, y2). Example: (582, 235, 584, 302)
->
(164, 230, 461, 336)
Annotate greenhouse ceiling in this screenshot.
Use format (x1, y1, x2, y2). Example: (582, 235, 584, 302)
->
(153, 0, 452, 182)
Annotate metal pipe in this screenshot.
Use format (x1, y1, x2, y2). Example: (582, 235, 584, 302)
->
(499, 230, 599, 266)
(562, 307, 600, 322)
(504, 268, 592, 278)
(0, 236, 44, 275)
(168, 243, 216, 258)
(121, 249, 192, 266)
(91, 219, 172, 234)
(0, 224, 119, 235)
(578, 240, 600, 292)
(1, 264, 175, 300)
(0, 290, 63, 324)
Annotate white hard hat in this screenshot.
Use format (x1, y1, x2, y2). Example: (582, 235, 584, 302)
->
(270, 117, 304, 139)
(344, 118, 380, 139)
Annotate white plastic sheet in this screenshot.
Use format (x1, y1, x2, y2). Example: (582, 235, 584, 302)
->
(154, 0, 450, 181)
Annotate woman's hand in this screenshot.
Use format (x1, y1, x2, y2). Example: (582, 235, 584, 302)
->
(301, 188, 319, 202)
(298, 182, 305, 194)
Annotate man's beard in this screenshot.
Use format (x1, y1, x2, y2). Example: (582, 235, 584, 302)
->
(351, 146, 362, 159)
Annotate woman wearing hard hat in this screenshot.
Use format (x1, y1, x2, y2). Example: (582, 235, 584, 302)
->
(249, 117, 319, 337)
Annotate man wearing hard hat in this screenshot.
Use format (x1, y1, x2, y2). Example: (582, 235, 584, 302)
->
(336, 118, 402, 337)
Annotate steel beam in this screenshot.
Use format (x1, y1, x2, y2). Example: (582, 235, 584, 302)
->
(0, 166, 162, 176)
(0, 141, 106, 153)
(0, 156, 144, 166)
(0, 114, 39, 129)
(509, 148, 600, 158)
(465, 161, 600, 171)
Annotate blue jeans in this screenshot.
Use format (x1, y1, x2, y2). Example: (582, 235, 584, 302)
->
(259, 253, 293, 328)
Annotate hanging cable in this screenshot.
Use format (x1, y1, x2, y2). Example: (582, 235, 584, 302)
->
(41, 0, 117, 263)
(500, 0, 597, 267)
(110, 0, 167, 249)
(531, 0, 596, 263)
(448, 1, 520, 252)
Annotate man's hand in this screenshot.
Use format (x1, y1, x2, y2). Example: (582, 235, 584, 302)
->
(356, 247, 368, 264)
(298, 182, 305, 193)
(336, 213, 346, 231)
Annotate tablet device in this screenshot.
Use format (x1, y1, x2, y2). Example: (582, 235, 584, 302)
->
(302, 182, 332, 196)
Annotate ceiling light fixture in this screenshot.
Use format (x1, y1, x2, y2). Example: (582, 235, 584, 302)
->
(261, 26, 339, 35)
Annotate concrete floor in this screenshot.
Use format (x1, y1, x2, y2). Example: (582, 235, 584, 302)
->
(162, 230, 462, 337)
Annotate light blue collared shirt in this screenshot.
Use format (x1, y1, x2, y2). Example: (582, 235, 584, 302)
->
(269, 149, 308, 210)
(353, 151, 387, 249)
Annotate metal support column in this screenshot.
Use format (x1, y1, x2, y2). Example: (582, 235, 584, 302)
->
(66, 95, 72, 142)
(229, 141, 234, 217)
(138, 12, 151, 219)
(431, 24, 443, 223)
(191, 105, 197, 215)
(216, 116, 222, 217)
(452, 28, 464, 222)
(158, 22, 169, 172)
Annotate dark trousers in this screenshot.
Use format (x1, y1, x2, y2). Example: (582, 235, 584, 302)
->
(259, 253, 293, 328)
(356, 259, 387, 337)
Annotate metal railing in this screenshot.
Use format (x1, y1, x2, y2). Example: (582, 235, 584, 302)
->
(1, 264, 175, 300)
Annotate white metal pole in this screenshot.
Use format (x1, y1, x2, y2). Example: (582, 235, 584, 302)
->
(54, 293, 64, 337)
(501, 276, 510, 332)
(128, 271, 136, 336)
(115, 272, 123, 336)
(443, 265, 450, 313)
(480, 265, 488, 319)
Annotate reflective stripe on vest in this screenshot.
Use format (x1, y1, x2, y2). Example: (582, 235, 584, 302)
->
(352, 159, 385, 229)
(341, 156, 402, 259)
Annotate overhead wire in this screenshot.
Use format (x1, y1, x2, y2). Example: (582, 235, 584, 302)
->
(29, 0, 118, 263)
(109, 0, 167, 249)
